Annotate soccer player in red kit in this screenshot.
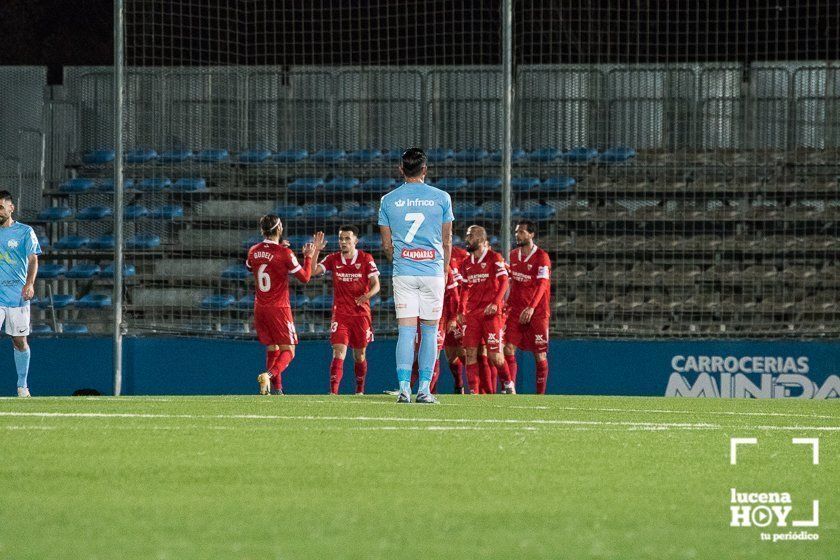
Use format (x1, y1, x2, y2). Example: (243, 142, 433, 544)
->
(250, 215, 319, 395)
(443, 245, 469, 393)
(311, 225, 380, 394)
(504, 220, 552, 394)
(458, 225, 513, 394)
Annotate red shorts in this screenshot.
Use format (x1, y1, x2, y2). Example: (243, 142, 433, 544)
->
(442, 316, 464, 348)
(330, 314, 374, 348)
(254, 305, 299, 346)
(463, 312, 505, 353)
(505, 312, 549, 353)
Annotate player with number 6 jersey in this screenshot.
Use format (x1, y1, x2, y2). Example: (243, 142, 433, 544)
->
(247, 214, 319, 395)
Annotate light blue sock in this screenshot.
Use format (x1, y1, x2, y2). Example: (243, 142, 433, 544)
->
(396, 325, 416, 395)
(14, 347, 30, 389)
(417, 323, 438, 395)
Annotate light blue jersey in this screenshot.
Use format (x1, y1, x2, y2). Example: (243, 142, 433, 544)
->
(378, 182, 454, 277)
(0, 222, 41, 308)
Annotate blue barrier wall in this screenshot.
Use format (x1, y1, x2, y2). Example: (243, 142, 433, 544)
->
(3, 337, 839, 398)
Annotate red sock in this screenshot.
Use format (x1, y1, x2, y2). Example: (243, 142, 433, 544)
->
(448, 357, 463, 390)
(270, 350, 293, 391)
(505, 354, 518, 384)
(495, 359, 511, 385)
(536, 359, 549, 394)
(411, 361, 419, 387)
(330, 358, 344, 394)
(266, 349, 280, 373)
(430, 360, 440, 394)
(354, 360, 367, 394)
(466, 362, 480, 394)
(478, 355, 492, 394)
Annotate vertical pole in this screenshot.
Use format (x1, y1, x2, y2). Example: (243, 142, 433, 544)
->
(501, 0, 514, 258)
(113, 0, 125, 396)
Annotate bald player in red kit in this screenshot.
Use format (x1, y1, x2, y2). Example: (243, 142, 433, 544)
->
(504, 220, 552, 394)
(458, 225, 513, 394)
(250, 215, 319, 395)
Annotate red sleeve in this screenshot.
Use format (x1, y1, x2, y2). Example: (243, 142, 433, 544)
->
(245, 247, 253, 270)
(320, 253, 334, 274)
(494, 274, 509, 309)
(527, 253, 551, 308)
(366, 253, 380, 278)
(286, 250, 311, 283)
(444, 272, 460, 317)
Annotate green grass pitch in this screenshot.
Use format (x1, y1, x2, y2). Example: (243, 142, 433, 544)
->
(0, 395, 837, 559)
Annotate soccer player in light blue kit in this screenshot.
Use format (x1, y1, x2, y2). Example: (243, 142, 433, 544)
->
(379, 148, 453, 403)
(0, 190, 40, 397)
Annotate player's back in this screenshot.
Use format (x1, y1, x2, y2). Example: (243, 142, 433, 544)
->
(246, 241, 301, 307)
(378, 182, 453, 277)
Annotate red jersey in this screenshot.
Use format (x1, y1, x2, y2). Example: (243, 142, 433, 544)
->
(507, 245, 552, 318)
(319, 250, 379, 317)
(246, 240, 311, 307)
(450, 246, 469, 275)
(442, 268, 461, 320)
(460, 247, 509, 316)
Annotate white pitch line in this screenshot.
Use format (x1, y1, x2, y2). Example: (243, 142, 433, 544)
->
(552, 406, 840, 421)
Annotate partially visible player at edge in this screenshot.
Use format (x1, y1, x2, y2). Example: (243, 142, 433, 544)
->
(311, 225, 380, 395)
(458, 225, 514, 394)
(504, 220, 552, 394)
(249, 215, 319, 395)
(441, 246, 468, 393)
(379, 148, 453, 404)
(0, 190, 40, 397)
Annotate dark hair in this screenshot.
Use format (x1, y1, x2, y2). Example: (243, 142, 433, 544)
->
(400, 148, 427, 177)
(0, 190, 14, 204)
(260, 214, 282, 236)
(338, 224, 359, 237)
(516, 220, 536, 235)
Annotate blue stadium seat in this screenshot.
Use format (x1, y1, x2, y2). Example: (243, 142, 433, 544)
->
(324, 177, 360, 192)
(238, 149, 272, 163)
(520, 203, 557, 222)
(273, 149, 308, 163)
(382, 149, 405, 162)
(599, 147, 637, 162)
(434, 177, 468, 193)
(219, 322, 249, 334)
(38, 235, 50, 250)
(139, 177, 171, 191)
(54, 235, 90, 250)
(182, 323, 216, 333)
(59, 178, 95, 193)
(101, 263, 136, 277)
(426, 148, 454, 162)
(38, 207, 74, 221)
(242, 235, 264, 249)
(469, 177, 502, 192)
(124, 205, 149, 220)
(37, 264, 67, 279)
(234, 295, 254, 310)
(308, 294, 333, 312)
(377, 264, 393, 278)
(482, 201, 521, 220)
(369, 295, 382, 310)
(221, 263, 250, 280)
(157, 150, 193, 163)
(89, 235, 116, 250)
(82, 149, 115, 165)
(126, 234, 161, 249)
(490, 148, 526, 162)
(347, 149, 382, 162)
(38, 294, 75, 309)
(381, 296, 395, 311)
(31, 324, 53, 335)
(194, 149, 229, 163)
(172, 178, 207, 192)
(539, 176, 576, 193)
(290, 293, 310, 309)
(125, 148, 158, 163)
(452, 234, 463, 247)
(362, 177, 397, 193)
(357, 236, 379, 251)
(274, 204, 303, 218)
(66, 264, 101, 279)
(302, 204, 338, 220)
(76, 206, 113, 221)
(283, 235, 310, 249)
(511, 177, 541, 193)
(454, 148, 489, 162)
(60, 323, 89, 334)
(339, 204, 376, 221)
(527, 148, 562, 162)
(149, 205, 184, 219)
(560, 147, 598, 162)
(76, 293, 111, 308)
(200, 294, 235, 310)
(96, 178, 135, 191)
(288, 177, 324, 193)
(310, 149, 346, 162)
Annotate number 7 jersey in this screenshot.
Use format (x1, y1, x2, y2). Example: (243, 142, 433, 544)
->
(246, 240, 304, 307)
(378, 182, 454, 277)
